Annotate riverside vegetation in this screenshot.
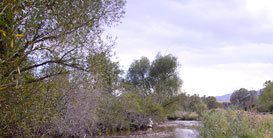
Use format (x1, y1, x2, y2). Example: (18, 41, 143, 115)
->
(198, 82, 273, 138)
(199, 109, 273, 138)
(1, 0, 273, 138)
(0, 1, 210, 137)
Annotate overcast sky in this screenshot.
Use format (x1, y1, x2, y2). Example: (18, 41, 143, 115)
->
(107, 0, 273, 96)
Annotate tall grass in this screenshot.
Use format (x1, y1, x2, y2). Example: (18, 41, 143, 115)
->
(199, 109, 273, 138)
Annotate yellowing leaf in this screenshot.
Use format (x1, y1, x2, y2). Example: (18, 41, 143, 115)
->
(0, 87, 7, 91)
(0, 30, 6, 37)
(15, 34, 25, 37)
(11, 39, 13, 48)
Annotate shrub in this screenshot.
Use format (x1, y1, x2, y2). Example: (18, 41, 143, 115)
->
(0, 79, 64, 137)
(199, 109, 273, 138)
(97, 92, 165, 132)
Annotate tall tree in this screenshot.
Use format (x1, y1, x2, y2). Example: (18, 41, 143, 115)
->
(149, 53, 182, 104)
(248, 90, 258, 108)
(87, 49, 122, 94)
(0, 0, 125, 90)
(260, 81, 273, 112)
(127, 57, 151, 96)
(0, 1, 126, 137)
(230, 88, 257, 110)
(189, 94, 207, 115)
(127, 53, 182, 104)
(230, 88, 248, 107)
(202, 96, 221, 110)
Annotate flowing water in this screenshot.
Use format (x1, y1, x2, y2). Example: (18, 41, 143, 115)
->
(101, 120, 201, 138)
(166, 121, 200, 138)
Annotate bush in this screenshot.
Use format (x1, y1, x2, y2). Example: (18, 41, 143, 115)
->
(0, 79, 64, 137)
(168, 111, 199, 120)
(97, 92, 165, 132)
(199, 109, 273, 138)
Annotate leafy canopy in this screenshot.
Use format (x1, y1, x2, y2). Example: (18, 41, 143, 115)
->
(260, 80, 273, 112)
(127, 53, 183, 104)
(0, 0, 125, 89)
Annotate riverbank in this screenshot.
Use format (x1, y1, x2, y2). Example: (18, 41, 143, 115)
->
(199, 109, 273, 138)
(167, 111, 199, 121)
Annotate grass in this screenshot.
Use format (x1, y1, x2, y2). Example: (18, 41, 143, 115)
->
(199, 109, 273, 138)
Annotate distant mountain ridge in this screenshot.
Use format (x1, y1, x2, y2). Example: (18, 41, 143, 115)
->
(216, 93, 232, 101)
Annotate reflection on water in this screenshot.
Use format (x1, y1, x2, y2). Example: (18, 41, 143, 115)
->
(104, 120, 200, 138)
(165, 120, 202, 126)
(164, 121, 200, 138)
(174, 128, 198, 138)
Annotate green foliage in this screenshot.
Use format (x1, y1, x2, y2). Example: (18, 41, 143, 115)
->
(149, 53, 182, 102)
(140, 95, 165, 122)
(199, 109, 273, 138)
(260, 81, 273, 112)
(194, 102, 207, 116)
(97, 93, 132, 130)
(127, 57, 151, 96)
(165, 93, 212, 120)
(97, 92, 164, 131)
(125, 53, 183, 122)
(127, 53, 182, 105)
(230, 88, 249, 107)
(0, 0, 126, 137)
(230, 88, 258, 110)
(0, 0, 125, 89)
(202, 96, 223, 110)
(87, 49, 122, 93)
(0, 75, 67, 137)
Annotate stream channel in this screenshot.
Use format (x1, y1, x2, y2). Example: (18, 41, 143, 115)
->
(100, 120, 201, 138)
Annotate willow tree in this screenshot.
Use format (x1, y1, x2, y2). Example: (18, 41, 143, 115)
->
(149, 53, 183, 105)
(127, 57, 151, 97)
(0, 0, 125, 90)
(260, 81, 273, 112)
(0, 0, 125, 137)
(127, 53, 183, 104)
(230, 88, 249, 109)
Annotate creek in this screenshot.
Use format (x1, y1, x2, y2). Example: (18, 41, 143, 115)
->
(165, 121, 200, 138)
(101, 120, 201, 138)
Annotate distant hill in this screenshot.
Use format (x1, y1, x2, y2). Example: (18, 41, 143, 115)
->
(257, 89, 263, 95)
(216, 93, 232, 102)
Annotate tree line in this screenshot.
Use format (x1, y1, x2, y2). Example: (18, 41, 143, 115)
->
(230, 81, 273, 112)
(1, 1, 272, 137)
(0, 1, 217, 137)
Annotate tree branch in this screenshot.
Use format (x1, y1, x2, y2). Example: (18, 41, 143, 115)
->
(0, 71, 69, 90)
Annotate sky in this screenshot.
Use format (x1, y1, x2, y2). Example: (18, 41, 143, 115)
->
(107, 0, 273, 96)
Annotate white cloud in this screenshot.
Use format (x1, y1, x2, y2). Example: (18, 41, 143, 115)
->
(181, 62, 273, 96)
(243, 0, 273, 31)
(245, 0, 273, 16)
